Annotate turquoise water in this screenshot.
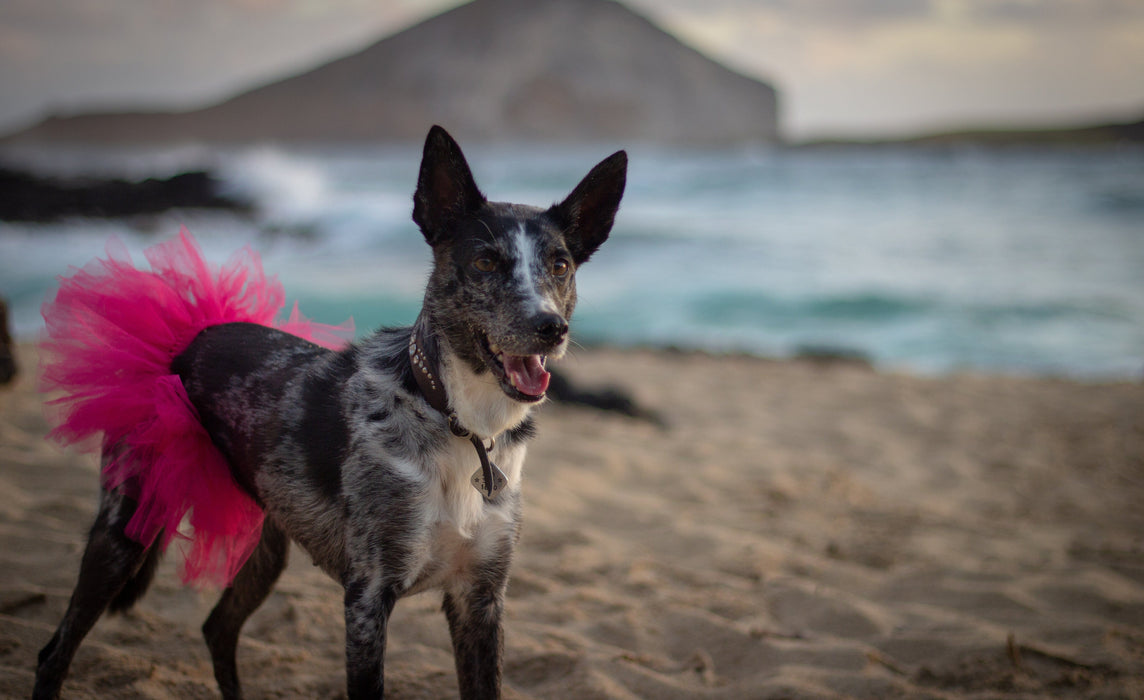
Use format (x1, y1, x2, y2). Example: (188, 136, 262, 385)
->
(2, 143, 1142, 378)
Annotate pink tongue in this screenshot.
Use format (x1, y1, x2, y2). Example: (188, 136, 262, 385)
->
(503, 355, 550, 396)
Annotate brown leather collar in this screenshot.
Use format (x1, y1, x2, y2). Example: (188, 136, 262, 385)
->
(409, 316, 507, 499)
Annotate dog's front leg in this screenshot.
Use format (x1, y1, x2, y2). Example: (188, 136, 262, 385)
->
(343, 573, 398, 699)
(442, 574, 509, 700)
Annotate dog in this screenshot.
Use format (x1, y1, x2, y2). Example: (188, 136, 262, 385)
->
(33, 125, 626, 699)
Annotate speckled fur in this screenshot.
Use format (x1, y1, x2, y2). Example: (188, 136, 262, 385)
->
(34, 126, 626, 700)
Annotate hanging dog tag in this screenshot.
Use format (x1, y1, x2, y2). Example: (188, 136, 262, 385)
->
(471, 462, 508, 499)
(467, 433, 507, 499)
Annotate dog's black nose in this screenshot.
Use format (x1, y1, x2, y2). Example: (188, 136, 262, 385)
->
(533, 313, 569, 344)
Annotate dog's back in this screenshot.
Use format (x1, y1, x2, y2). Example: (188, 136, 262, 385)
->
(173, 322, 337, 498)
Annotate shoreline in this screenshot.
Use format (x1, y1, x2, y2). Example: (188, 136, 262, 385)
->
(3, 342, 1143, 698)
(13, 327, 1144, 384)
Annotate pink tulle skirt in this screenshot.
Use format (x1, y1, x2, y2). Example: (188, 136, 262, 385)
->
(40, 229, 353, 586)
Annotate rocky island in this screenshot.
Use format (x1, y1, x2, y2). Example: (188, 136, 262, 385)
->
(2, 0, 780, 146)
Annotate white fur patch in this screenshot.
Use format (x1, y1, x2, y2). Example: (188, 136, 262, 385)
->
(440, 351, 533, 439)
(512, 225, 558, 316)
(401, 439, 525, 595)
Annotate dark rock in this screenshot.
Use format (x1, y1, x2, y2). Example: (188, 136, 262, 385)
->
(794, 344, 873, 370)
(546, 368, 666, 427)
(0, 167, 250, 222)
(0, 298, 15, 386)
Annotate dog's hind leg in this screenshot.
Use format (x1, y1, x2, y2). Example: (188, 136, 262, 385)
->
(108, 536, 163, 613)
(202, 517, 289, 700)
(33, 486, 159, 700)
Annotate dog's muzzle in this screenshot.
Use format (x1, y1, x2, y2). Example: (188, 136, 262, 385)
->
(484, 312, 568, 401)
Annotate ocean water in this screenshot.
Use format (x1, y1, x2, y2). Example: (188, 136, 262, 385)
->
(2, 142, 1142, 379)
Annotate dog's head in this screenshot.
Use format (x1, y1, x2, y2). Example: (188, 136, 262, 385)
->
(413, 125, 626, 404)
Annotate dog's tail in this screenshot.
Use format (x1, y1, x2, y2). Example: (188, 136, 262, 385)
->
(40, 229, 352, 586)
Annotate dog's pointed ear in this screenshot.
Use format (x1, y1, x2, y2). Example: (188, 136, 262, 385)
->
(549, 150, 627, 265)
(413, 125, 486, 246)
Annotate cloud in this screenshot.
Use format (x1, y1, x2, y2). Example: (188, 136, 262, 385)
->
(627, 0, 1144, 137)
(686, 0, 1144, 24)
(0, 0, 462, 129)
(958, 0, 1144, 24)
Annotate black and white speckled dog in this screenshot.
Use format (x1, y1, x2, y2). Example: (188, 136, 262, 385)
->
(33, 126, 626, 699)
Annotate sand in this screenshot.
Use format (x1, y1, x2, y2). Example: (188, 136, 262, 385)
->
(2, 343, 1143, 699)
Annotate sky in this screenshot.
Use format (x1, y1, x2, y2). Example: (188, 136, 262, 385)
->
(1, 0, 1142, 141)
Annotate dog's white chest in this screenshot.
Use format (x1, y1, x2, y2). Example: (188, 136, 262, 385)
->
(401, 440, 524, 596)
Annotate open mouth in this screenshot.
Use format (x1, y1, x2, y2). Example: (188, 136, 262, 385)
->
(480, 335, 552, 402)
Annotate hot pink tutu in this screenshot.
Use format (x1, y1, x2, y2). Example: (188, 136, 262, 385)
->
(40, 229, 352, 586)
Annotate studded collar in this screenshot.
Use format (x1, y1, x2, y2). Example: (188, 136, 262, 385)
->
(408, 315, 507, 499)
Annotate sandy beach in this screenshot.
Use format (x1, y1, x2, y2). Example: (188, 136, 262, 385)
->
(1, 342, 1142, 699)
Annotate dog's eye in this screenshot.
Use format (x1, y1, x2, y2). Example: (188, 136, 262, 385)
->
(473, 257, 497, 273)
(552, 259, 570, 277)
